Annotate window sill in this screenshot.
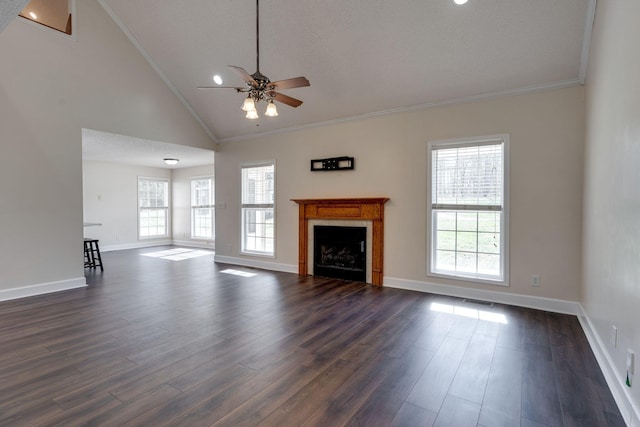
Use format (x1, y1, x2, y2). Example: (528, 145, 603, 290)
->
(138, 236, 170, 241)
(428, 271, 509, 287)
(240, 251, 275, 259)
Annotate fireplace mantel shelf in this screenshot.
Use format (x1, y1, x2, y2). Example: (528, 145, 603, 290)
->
(291, 197, 390, 205)
(292, 197, 389, 286)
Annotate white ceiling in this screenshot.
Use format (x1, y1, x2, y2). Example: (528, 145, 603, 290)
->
(98, 0, 593, 143)
(82, 129, 215, 169)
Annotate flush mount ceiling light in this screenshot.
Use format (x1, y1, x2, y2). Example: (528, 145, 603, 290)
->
(213, 74, 223, 85)
(163, 158, 179, 165)
(198, 0, 310, 120)
(454, 0, 469, 4)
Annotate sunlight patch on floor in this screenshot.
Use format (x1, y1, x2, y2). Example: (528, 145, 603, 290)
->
(220, 269, 257, 277)
(141, 248, 214, 261)
(430, 302, 508, 324)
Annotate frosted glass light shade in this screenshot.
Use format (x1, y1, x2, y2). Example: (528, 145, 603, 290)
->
(241, 97, 256, 112)
(265, 101, 278, 117)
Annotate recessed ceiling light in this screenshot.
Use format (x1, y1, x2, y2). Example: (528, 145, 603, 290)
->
(213, 75, 223, 85)
(29, 11, 38, 19)
(454, 0, 468, 4)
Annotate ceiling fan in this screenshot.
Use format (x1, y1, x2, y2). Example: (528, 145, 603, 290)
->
(198, 0, 310, 119)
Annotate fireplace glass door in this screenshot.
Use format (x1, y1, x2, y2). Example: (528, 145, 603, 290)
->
(313, 226, 366, 282)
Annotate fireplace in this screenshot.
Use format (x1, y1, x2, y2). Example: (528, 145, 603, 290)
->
(291, 198, 389, 286)
(313, 225, 366, 282)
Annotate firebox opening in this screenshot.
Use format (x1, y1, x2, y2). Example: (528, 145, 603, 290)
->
(313, 225, 366, 282)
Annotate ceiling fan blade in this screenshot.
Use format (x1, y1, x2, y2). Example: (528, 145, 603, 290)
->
(272, 92, 303, 108)
(270, 76, 310, 90)
(228, 65, 257, 86)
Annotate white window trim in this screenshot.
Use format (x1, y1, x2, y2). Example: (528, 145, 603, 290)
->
(137, 176, 170, 240)
(426, 134, 510, 286)
(190, 175, 215, 240)
(240, 160, 276, 258)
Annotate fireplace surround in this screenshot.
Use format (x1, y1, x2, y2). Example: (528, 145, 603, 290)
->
(291, 198, 389, 285)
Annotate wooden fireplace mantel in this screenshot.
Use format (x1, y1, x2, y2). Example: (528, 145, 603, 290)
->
(291, 197, 389, 286)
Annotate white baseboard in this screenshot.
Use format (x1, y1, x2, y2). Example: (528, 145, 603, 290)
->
(101, 240, 213, 252)
(577, 305, 640, 427)
(0, 277, 87, 302)
(171, 239, 215, 250)
(214, 255, 298, 274)
(100, 240, 173, 252)
(383, 276, 581, 315)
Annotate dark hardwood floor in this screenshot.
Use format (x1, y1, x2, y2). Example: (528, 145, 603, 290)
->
(0, 246, 625, 426)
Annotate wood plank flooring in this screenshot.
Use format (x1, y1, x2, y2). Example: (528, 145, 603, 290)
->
(0, 246, 625, 426)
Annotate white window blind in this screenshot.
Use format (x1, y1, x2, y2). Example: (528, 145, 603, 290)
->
(432, 141, 503, 210)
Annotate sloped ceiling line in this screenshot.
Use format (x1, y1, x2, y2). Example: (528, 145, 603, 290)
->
(97, 0, 595, 144)
(579, 0, 597, 83)
(95, 0, 219, 143)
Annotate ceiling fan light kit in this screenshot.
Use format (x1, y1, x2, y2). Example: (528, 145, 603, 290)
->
(198, 0, 310, 120)
(241, 96, 256, 112)
(265, 101, 279, 117)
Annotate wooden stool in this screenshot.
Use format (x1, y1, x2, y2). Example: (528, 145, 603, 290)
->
(84, 238, 104, 271)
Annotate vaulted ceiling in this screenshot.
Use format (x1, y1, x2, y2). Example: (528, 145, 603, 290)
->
(100, 0, 594, 143)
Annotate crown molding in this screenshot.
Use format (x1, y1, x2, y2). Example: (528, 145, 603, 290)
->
(219, 78, 582, 144)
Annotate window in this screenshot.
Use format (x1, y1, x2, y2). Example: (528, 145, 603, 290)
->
(138, 177, 169, 239)
(191, 177, 214, 239)
(428, 135, 509, 284)
(241, 162, 275, 256)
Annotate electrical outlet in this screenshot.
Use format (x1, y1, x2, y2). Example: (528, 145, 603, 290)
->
(531, 274, 540, 287)
(612, 325, 618, 348)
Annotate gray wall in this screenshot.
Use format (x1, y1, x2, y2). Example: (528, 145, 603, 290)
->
(82, 161, 214, 251)
(215, 86, 585, 302)
(583, 0, 640, 420)
(0, 0, 213, 299)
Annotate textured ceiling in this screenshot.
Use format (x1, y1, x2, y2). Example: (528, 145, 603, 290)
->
(82, 129, 214, 169)
(101, 0, 593, 142)
(0, 0, 30, 33)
